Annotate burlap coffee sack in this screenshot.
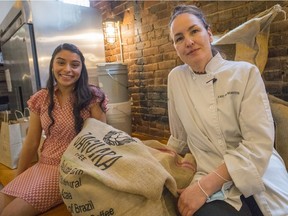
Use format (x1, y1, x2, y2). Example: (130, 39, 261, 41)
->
(59, 118, 196, 215)
(61, 167, 176, 215)
(143, 140, 196, 189)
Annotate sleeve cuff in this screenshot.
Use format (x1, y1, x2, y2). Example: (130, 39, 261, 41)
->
(167, 135, 188, 154)
(224, 153, 265, 197)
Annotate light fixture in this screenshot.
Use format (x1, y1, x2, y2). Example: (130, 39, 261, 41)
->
(103, 20, 117, 44)
(102, 17, 124, 62)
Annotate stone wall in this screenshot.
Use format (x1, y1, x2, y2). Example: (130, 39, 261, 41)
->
(91, 1, 288, 139)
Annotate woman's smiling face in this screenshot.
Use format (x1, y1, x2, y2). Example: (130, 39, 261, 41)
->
(170, 13, 213, 69)
(52, 50, 82, 88)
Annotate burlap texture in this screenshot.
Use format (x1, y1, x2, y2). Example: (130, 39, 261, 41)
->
(59, 118, 196, 215)
(268, 94, 288, 169)
(213, 4, 284, 73)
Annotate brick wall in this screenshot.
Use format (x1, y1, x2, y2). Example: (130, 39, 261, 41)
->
(91, 1, 288, 139)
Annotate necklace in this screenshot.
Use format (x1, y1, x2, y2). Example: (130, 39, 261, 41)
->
(193, 71, 206, 74)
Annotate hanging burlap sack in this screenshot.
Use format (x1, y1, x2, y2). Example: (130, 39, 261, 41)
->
(213, 4, 285, 73)
(59, 118, 196, 216)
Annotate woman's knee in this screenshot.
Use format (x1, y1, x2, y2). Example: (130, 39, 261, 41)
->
(0, 192, 15, 215)
(0, 197, 39, 216)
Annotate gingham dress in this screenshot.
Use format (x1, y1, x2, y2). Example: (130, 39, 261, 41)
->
(1, 87, 107, 212)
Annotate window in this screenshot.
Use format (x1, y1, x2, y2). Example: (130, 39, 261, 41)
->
(59, 0, 90, 7)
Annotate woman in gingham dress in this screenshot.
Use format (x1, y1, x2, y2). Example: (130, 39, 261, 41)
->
(0, 43, 108, 215)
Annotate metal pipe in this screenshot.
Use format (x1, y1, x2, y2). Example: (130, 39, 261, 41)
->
(117, 21, 124, 62)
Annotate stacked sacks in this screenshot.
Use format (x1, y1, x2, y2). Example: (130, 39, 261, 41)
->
(268, 94, 288, 170)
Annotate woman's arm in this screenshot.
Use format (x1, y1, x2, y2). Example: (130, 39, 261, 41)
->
(224, 65, 274, 197)
(167, 72, 188, 155)
(90, 102, 107, 123)
(178, 163, 231, 215)
(17, 111, 42, 175)
(196, 163, 231, 196)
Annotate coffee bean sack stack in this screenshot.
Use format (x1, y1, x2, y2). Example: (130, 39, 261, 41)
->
(268, 94, 288, 170)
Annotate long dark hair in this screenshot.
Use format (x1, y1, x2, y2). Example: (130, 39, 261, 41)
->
(169, 5, 218, 56)
(46, 43, 104, 134)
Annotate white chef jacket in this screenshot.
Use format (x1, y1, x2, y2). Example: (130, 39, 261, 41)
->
(167, 53, 288, 216)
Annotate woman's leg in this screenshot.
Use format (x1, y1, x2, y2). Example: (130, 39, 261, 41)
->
(0, 193, 14, 214)
(0, 195, 40, 216)
(194, 198, 252, 216)
(242, 195, 264, 216)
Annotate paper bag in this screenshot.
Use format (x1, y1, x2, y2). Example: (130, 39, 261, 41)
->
(0, 111, 23, 169)
(15, 108, 38, 163)
(15, 109, 30, 144)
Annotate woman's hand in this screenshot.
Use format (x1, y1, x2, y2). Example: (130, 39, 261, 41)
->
(177, 163, 232, 215)
(177, 182, 207, 216)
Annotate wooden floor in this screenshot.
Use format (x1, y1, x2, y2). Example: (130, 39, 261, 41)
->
(0, 133, 166, 215)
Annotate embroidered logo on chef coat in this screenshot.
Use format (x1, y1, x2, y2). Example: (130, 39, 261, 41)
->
(218, 91, 240, 98)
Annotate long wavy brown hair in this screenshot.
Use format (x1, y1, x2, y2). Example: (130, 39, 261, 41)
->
(46, 43, 106, 135)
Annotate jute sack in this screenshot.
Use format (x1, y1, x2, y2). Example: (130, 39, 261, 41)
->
(59, 118, 196, 216)
(143, 140, 196, 190)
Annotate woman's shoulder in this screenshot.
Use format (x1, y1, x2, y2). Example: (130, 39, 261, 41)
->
(169, 64, 190, 77)
(216, 55, 259, 77)
(221, 55, 257, 70)
(28, 88, 49, 104)
(31, 88, 49, 99)
(88, 85, 108, 112)
(171, 64, 189, 72)
(27, 88, 49, 111)
(89, 85, 105, 98)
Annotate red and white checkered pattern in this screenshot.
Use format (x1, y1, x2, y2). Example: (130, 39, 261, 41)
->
(1, 88, 105, 212)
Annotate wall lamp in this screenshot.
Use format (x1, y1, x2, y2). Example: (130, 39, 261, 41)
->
(103, 20, 118, 44)
(103, 18, 124, 62)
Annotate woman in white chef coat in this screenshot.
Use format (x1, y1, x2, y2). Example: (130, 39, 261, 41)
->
(167, 4, 288, 216)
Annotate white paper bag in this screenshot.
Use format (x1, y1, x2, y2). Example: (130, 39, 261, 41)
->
(0, 111, 23, 169)
(15, 109, 30, 144)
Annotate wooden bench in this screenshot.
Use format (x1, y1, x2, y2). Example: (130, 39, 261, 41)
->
(0, 163, 70, 215)
(0, 133, 167, 215)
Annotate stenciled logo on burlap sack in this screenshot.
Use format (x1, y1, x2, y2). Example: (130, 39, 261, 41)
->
(103, 130, 136, 146)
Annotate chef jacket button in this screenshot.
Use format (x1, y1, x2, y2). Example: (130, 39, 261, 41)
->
(218, 139, 222, 144)
(193, 77, 196, 80)
(209, 105, 214, 109)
